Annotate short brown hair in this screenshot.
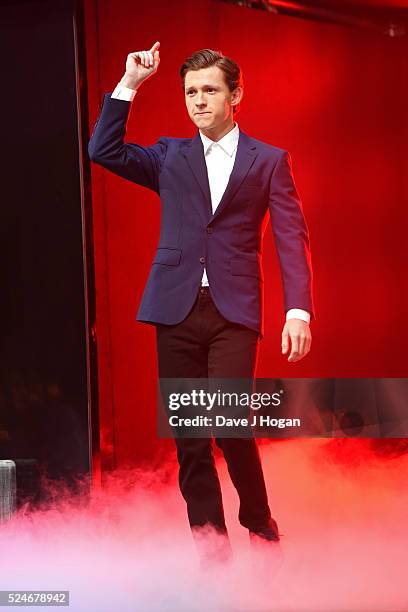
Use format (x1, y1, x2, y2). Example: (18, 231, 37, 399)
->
(180, 49, 243, 114)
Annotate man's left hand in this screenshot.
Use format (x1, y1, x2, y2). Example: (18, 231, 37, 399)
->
(282, 319, 312, 362)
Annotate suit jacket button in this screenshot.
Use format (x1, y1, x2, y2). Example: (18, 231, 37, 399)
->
(199, 256, 205, 264)
(206, 227, 213, 234)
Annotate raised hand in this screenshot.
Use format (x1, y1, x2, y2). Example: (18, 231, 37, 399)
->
(120, 41, 160, 89)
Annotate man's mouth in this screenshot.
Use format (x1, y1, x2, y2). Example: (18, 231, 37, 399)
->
(195, 112, 210, 116)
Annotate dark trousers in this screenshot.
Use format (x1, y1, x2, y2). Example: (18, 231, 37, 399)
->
(155, 286, 273, 533)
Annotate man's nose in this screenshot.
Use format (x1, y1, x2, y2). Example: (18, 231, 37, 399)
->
(195, 93, 206, 106)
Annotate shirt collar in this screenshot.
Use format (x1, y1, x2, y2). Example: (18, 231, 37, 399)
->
(199, 122, 240, 157)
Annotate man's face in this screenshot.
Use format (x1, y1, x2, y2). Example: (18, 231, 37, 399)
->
(184, 65, 242, 134)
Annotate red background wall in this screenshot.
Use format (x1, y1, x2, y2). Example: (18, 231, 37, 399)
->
(84, 0, 408, 468)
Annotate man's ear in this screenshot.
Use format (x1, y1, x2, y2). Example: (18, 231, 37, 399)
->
(231, 86, 243, 108)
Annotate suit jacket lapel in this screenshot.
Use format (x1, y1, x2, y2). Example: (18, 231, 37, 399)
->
(210, 130, 258, 223)
(182, 129, 258, 225)
(182, 133, 212, 223)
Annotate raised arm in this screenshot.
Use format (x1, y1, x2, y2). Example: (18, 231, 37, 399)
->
(88, 41, 167, 193)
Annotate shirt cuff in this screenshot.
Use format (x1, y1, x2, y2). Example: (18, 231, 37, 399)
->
(286, 308, 310, 324)
(111, 83, 138, 102)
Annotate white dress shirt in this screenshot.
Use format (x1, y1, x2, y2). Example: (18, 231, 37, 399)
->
(110, 84, 310, 324)
(199, 123, 239, 287)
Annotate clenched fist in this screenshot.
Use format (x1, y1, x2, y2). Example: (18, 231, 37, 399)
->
(120, 41, 160, 90)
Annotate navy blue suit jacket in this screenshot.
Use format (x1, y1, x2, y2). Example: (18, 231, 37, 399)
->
(88, 93, 314, 338)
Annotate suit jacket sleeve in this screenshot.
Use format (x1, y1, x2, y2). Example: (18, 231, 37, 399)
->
(88, 93, 167, 193)
(269, 150, 315, 320)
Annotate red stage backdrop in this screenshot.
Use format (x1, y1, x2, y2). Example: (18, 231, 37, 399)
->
(85, 0, 408, 467)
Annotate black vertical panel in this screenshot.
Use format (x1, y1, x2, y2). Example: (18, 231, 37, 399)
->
(0, 0, 94, 490)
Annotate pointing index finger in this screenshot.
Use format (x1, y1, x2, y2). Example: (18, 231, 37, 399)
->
(150, 41, 160, 53)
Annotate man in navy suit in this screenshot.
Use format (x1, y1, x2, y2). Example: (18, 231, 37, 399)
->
(88, 41, 314, 561)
